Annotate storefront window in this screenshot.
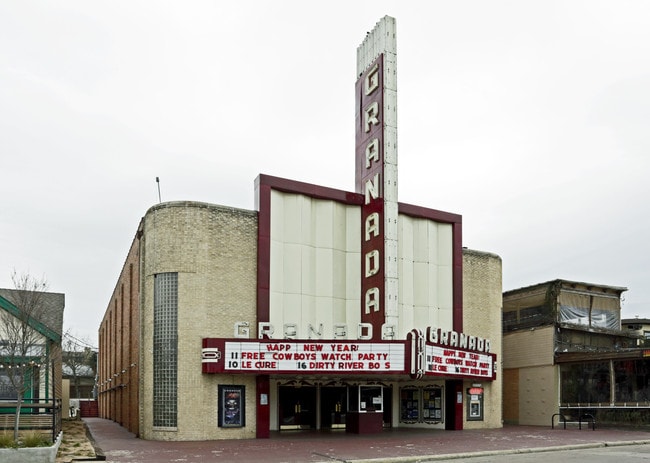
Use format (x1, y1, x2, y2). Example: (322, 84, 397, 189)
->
(400, 387, 419, 422)
(562, 360, 650, 405)
(560, 362, 610, 404)
(615, 360, 650, 402)
(422, 386, 443, 422)
(400, 386, 443, 424)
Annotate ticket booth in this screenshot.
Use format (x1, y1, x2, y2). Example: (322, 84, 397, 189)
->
(346, 385, 384, 434)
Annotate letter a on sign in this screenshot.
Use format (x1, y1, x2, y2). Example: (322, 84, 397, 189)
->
(365, 212, 380, 241)
(365, 287, 380, 314)
(365, 138, 380, 167)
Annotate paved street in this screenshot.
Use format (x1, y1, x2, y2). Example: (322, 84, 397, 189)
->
(84, 418, 650, 463)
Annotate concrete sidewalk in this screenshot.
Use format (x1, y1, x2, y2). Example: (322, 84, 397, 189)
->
(83, 418, 650, 463)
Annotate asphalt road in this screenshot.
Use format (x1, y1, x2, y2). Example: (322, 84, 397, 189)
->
(426, 443, 650, 462)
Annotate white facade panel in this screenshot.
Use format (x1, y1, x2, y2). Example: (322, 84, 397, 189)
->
(282, 194, 301, 244)
(398, 215, 454, 338)
(270, 239, 284, 293)
(269, 191, 361, 339)
(314, 200, 334, 248)
(332, 249, 347, 299)
(345, 251, 360, 300)
(301, 245, 316, 296)
(283, 243, 302, 294)
(413, 261, 429, 307)
(437, 225, 454, 266)
(315, 247, 334, 297)
(398, 253, 414, 306)
(346, 207, 360, 250)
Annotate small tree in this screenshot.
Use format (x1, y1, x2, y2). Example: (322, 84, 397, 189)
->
(0, 271, 49, 440)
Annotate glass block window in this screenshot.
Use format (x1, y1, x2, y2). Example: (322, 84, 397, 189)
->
(153, 272, 178, 428)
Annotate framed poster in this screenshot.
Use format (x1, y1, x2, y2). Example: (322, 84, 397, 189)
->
(218, 385, 245, 427)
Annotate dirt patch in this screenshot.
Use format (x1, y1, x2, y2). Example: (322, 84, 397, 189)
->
(56, 418, 97, 462)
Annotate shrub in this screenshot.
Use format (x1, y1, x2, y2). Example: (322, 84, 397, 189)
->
(0, 433, 17, 448)
(19, 431, 51, 448)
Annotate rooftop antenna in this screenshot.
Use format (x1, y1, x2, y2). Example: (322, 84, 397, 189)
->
(155, 177, 162, 203)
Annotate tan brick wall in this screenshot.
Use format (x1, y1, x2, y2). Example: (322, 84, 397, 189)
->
(462, 249, 503, 429)
(139, 202, 258, 440)
(502, 326, 554, 369)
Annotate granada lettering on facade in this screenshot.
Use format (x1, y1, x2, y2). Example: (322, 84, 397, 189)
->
(426, 327, 491, 354)
(231, 322, 492, 354)
(233, 321, 398, 340)
(356, 55, 386, 336)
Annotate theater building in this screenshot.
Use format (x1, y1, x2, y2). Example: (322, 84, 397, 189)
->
(98, 16, 503, 440)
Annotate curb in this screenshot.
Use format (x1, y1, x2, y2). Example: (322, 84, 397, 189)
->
(82, 420, 106, 461)
(345, 439, 650, 463)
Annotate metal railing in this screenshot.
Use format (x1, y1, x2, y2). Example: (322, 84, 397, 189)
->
(0, 398, 62, 441)
(552, 412, 596, 430)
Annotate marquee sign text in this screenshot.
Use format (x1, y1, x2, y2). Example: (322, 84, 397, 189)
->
(425, 345, 495, 380)
(202, 339, 406, 375)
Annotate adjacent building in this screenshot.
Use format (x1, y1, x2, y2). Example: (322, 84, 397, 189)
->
(0, 288, 64, 433)
(622, 317, 650, 344)
(502, 279, 650, 427)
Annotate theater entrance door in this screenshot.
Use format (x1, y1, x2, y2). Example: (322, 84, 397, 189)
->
(278, 386, 316, 430)
(320, 386, 347, 429)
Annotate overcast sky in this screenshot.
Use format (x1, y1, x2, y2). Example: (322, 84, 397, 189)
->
(1, 1, 649, 347)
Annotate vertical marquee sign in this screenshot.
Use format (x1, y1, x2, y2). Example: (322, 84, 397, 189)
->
(355, 16, 398, 339)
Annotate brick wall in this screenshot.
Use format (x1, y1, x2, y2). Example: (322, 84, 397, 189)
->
(98, 219, 141, 435)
